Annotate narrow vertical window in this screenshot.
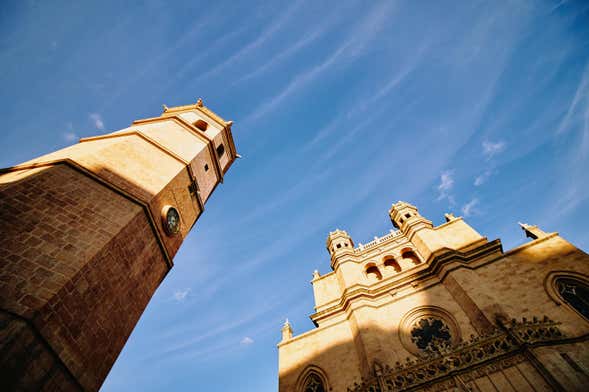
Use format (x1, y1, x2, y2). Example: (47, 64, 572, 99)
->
(216, 144, 225, 158)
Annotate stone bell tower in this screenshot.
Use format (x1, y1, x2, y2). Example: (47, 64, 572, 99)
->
(0, 99, 238, 391)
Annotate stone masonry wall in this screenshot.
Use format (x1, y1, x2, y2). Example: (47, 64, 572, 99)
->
(0, 163, 169, 391)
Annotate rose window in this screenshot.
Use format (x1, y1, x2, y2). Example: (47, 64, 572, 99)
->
(410, 317, 452, 351)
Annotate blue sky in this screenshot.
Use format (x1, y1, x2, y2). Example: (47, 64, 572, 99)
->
(2, 1, 589, 390)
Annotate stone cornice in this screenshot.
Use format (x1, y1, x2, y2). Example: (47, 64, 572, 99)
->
(311, 270, 336, 283)
(433, 216, 465, 231)
(503, 232, 559, 256)
(277, 317, 349, 348)
(159, 101, 229, 128)
(80, 130, 190, 165)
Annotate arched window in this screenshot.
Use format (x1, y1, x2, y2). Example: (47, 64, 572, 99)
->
(556, 277, 589, 321)
(384, 256, 401, 272)
(193, 119, 208, 131)
(365, 265, 382, 281)
(216, 144, 225, 157)
(410, 317, 452, 352)
(303, 373, 325, 392)
(402, 249, 421, 265)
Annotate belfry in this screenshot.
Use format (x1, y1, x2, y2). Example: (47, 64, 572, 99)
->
(278, 201, 589, 391)
(0, 100, 237, 390)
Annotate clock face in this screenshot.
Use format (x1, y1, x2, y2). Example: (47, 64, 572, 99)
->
(163, 206, 181, 235)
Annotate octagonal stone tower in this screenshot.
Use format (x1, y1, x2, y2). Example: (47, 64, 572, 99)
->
(0, 100, 237, 391)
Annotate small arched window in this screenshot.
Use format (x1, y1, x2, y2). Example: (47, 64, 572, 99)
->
(402, 249, 421, 265)
(193, 119, 208, 131)
(556, 277, 589, 321)
(384, 257, 401, 272)
(303, 373, 325, 392)
(366, 265, 382, 281)
(216, 144, 225, 158)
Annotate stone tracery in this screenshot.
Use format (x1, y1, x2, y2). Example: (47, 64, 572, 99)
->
(410, 317, 452, 352)
(303, 373, 326, 392)
(556, 277, 589, 321)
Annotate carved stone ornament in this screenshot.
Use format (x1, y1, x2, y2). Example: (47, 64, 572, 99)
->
(398, 306, 461, 357)
(348, 316, 565, 392)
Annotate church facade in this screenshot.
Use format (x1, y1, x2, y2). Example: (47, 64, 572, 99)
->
(278, 201, 589, 391)
(0, 100, 237, 391)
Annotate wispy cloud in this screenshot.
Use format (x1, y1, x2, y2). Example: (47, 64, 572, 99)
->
(461, 198, 479, 217)
(62, 132, 78, 142)
(62, 122, 77, 142)
(474, 169, 492, 186)
(305, 45, 426, 149)
(482, 140, 505, 159)
(365, 43, 429, 108)
(194, 0, 304, 84)
(245, 42, 350, 122)
(243, 1, 396, 123)
(240, 336, 254, 345)
(89, 113, 104, 130)
(173, 288, 190, 302)
(556, 64, 589, 156)
(149, 289, 304, 362)
(236, 22, 330, 84)
(473, 140, 506, 185)
(436, 170, 455, 204)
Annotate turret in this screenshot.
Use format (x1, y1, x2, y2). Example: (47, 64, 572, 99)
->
(388, 201, 433, 231)
(389, 201, 485, 260)
(326, 229, 354, 260)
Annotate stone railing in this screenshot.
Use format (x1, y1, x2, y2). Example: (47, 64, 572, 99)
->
(347, 316, 565, 392)
(356, 230, 402, 253)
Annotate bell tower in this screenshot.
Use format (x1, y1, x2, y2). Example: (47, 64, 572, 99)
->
(0, 100, 238, 391)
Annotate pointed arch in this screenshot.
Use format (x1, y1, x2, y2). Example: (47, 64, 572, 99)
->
(296, 365, 330, 392)
(545, 271, 589, 322)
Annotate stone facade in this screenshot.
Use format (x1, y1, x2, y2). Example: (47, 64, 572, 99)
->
(278, 202, 589, 391)
(0, 100, 237, 391)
